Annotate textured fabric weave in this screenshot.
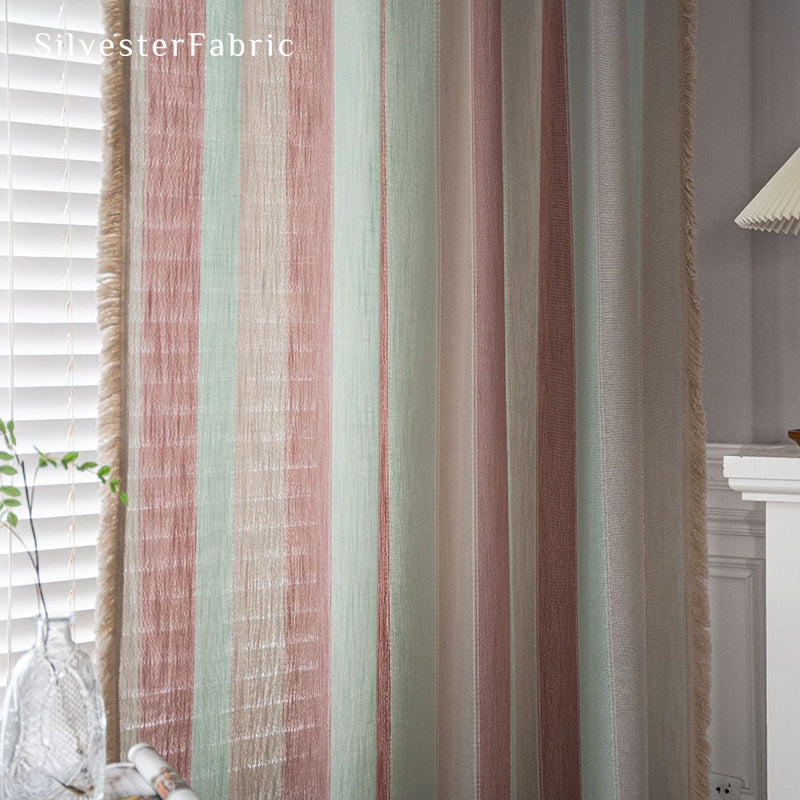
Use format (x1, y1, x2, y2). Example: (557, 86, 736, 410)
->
(96, 0, 710, 798)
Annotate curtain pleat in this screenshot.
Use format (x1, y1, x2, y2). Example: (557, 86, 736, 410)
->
(96, 0, 709, 797)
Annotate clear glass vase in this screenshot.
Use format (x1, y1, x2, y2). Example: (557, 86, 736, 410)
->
(0, 616, 106, 800)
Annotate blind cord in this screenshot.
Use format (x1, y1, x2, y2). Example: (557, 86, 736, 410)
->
(58, 0, 77, 628)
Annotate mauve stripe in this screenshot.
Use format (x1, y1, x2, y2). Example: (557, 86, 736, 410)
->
(377, 0, 391, 796)
(283, 0, 332, 795)
(137, 0, 204, 777)
(536, 0, 581, 797)
(471, 1, 511, 798)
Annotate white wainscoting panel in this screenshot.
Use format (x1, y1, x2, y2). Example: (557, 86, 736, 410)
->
(706, 443, 792, 800)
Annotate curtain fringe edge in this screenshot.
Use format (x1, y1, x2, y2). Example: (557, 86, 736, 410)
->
(680, 1, 712, 797)
(96, 0, 130, 764)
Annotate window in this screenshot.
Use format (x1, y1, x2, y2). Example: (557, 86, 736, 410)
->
(0, 0, 103, 684)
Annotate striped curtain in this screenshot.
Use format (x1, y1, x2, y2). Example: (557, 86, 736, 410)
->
(96, 0, 709, 798)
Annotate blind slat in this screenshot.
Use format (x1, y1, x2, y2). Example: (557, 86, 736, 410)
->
(0, 21, 103, 64)
(0, 87, 101, 128)
(0, 190, 99, 225)
(0, 257, 97, 289)
(0, 583, 96, 620)
(0, 290, 97, 322)
(0, 154, 100, 192)
(1, 0, 105, 35)
(1, 387, 99, 420)
(0, 355, 99, 386)
(0, 512, 98, 550)
(0, 123, 101, 161)
(0, 221, 97, 258)
(0, 545, 96, 589)
(0, 53, 101, 97)
(0, 394, 101, 414)
(0, 417, 97, 451)
(0, 482, 101, 520)
(0, 323, 100, 355)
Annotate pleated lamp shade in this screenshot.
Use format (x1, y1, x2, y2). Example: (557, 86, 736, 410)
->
(736, 145, 800, 234)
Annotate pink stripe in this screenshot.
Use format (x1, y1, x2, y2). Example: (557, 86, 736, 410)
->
(283, 0, 332, 795)
(377, 0, 391, 796)
(536, 0, 581, 795)
(137, 0, 204, 778)
(471, 1, 511, 797)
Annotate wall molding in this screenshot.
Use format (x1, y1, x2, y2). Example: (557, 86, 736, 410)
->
(707, 556, 765, 799)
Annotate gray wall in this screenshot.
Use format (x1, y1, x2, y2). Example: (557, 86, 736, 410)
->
(751, 0, 800, 442)
(697, 0, 800, 443)
(695, 0, 754, 442)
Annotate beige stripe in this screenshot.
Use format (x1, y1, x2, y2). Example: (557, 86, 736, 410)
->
(437, 0, 476, 797)
(501, 0, 541, 796)
(592, 1, 648, 796)
(95, 0, 129, 762)
(679, 2, 711, 798)
(117, 0, 147, 759)
(642, 0, 690, 795)
(228, 0, 288, 795)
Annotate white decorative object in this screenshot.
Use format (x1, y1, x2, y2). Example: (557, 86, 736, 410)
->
(735, 145, 800, 234)
(128, 743, 199, 800)
(104, 762, 156, 799)
(725, 453, 800, 799)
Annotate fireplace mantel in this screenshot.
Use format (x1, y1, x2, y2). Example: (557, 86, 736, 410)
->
(725, 453, 800, 800)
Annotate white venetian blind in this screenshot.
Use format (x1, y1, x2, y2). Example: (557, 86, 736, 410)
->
(0, 0, 103, 683)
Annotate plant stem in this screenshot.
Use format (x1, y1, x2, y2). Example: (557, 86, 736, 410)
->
(4, 524, 38, 574)
(17, 457, 48, 641)
(28, 462, 40, 512)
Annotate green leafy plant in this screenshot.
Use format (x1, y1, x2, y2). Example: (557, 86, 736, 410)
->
(0, 418, 127, 624)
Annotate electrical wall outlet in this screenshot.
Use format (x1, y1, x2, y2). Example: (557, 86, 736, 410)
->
(709, 773, 743, 800)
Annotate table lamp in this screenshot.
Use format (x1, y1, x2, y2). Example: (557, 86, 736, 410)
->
(736, 145, 800, 445)
(736, 145, 800, 233)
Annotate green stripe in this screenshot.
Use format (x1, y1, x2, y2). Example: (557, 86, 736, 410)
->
(385, 0, 438, 797)
(191, 0, 240, 795)
(565, 0, 617, 797)
(502, 0, 542, 800)
(500, 3, 542, 796)
(330, 1, 382, 797)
